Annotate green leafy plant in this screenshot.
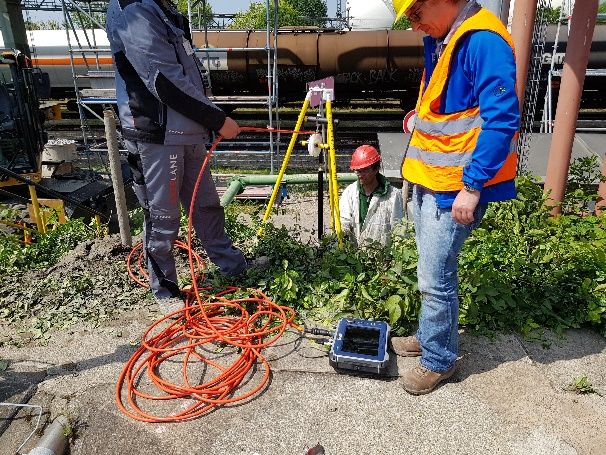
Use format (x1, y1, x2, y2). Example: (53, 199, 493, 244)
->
(458, 172, 606, 338)
(565, 376, 595, 394)
(0, 217, 96, 274)
(220, 159, 606, 339)
(3, 157, 606, 346)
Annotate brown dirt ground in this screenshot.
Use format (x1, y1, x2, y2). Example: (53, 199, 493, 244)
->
(0, 192, 330, 347)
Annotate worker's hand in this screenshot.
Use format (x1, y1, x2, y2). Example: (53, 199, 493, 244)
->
(452, 188, 481, 224)
(219, 117, 240, 139)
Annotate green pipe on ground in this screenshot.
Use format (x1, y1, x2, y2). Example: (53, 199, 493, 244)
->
(220, 173, 358, 206)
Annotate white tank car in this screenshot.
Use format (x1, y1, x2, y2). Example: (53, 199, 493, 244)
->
(26, 29, 112, 95)
(346, 0, 396, 30)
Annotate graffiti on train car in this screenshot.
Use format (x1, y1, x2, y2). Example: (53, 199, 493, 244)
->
(542, 52, 566, 65)
(207, 71, 246, 85)
(196, 52, 229, 70)
(24, 25, 606, 101)
(369, 68, 398, 84)
(334, 68, 399, 86)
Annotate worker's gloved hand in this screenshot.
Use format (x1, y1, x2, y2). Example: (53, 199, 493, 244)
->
(219, 117, 240, 139)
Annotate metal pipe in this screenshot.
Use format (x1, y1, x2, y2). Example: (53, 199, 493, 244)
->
(0, 219, 36, 232)
(194, 47, 268, 52)
(220, 173, 357, 207)
(544, 0, 599, 216)
(546, 6, 566, 133)
(27, 414, 70, 455)
(104, 109, 132, 247)
(325, 93, 343, 248)
(318, 162, 324, 241)
(510, 0, 539, 115)
(28, 185, 45, 233)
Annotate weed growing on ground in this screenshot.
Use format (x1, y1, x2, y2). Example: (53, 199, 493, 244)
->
(566, 376, 596, 394)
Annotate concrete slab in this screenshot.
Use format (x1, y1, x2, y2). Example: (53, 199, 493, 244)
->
(1, 314, 605, 455)
(523, 133, 605, 181)
(376, 133, 410, 181)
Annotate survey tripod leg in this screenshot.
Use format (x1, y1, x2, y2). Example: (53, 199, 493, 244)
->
(257, 87, 343, 249)
(325, 94, 343, 248)
(258, 90, 312, 236)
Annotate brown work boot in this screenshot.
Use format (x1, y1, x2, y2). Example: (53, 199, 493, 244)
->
(391, 336, 422, 357)
(400, 363, 456, 395)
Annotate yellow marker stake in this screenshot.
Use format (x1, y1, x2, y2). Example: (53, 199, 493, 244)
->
(28, 185, 46, 233)
(325, 95, 343, 248)
(258, 90, 313, 236)
(94, 215, 105, 235)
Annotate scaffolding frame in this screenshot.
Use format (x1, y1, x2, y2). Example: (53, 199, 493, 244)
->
(195, 0, 281, 174)
(43, 0, 281, 173)
(540, 1, 606, 134)
(516, 0, 552, 174)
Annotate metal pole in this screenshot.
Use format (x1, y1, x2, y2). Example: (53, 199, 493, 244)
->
(28, 185, 45, 233)
(548, 69, 553, 133)
(103, 109, 132, 246)
(28, 415, 70, 455)
(547, 6, 566, 134)
(325, 91, 343, 248)
(258, 89, 313, 236)
(318, 155, 324, 241)
(500, 0, 511, 27)
(266, 0, 274, 175)
(510, 0, 539, 115)
(220, 172, 357, 207)
(544, 0, 599, 216)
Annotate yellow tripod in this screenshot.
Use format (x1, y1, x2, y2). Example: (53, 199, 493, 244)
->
(258, 86, 343, 248)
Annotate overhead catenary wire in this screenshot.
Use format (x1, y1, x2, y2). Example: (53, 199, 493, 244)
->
(118, 126, 315, 423)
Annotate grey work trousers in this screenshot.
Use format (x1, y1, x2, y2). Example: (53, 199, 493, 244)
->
(125, 140, 246, 299)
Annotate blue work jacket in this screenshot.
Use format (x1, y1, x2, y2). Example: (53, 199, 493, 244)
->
(422, 30, 520, 208)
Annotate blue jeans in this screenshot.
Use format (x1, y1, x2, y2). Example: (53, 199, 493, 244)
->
(412, 184, 487, 372)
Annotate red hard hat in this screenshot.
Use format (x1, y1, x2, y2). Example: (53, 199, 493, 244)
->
(350, 145, 381, 170)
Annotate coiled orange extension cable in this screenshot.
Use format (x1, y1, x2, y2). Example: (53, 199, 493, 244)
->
(117, 127, 313, 422)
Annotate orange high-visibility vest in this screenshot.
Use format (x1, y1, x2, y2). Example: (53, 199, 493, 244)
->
(402, 8, 519, 192)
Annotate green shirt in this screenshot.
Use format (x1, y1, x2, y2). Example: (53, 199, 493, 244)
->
(358, 173, 390, 228)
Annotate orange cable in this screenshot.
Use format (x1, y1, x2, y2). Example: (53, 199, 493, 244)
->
(118, 127, 306, 422)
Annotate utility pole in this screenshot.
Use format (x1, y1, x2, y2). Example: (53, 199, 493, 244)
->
(0, 0, 30, 57)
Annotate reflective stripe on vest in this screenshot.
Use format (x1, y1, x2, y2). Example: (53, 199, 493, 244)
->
(402, 8, 518, 192)
(414, 115, 484, 136)
(407, 138, 518, 168)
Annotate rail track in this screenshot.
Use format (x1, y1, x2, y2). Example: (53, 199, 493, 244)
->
(45, 101, 606, 172)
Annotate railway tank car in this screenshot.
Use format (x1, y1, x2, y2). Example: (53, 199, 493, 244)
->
(25, 25, 606, 104)
(27, 29, 113, 94)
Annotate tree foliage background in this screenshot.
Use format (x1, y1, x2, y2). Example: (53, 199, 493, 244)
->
(230, 0, 305, 29)
(176, 0, 214, 29)
(288, 0, 328, 27)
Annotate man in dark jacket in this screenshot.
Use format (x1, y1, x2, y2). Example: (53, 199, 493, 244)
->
(106, 0, 252, 316)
